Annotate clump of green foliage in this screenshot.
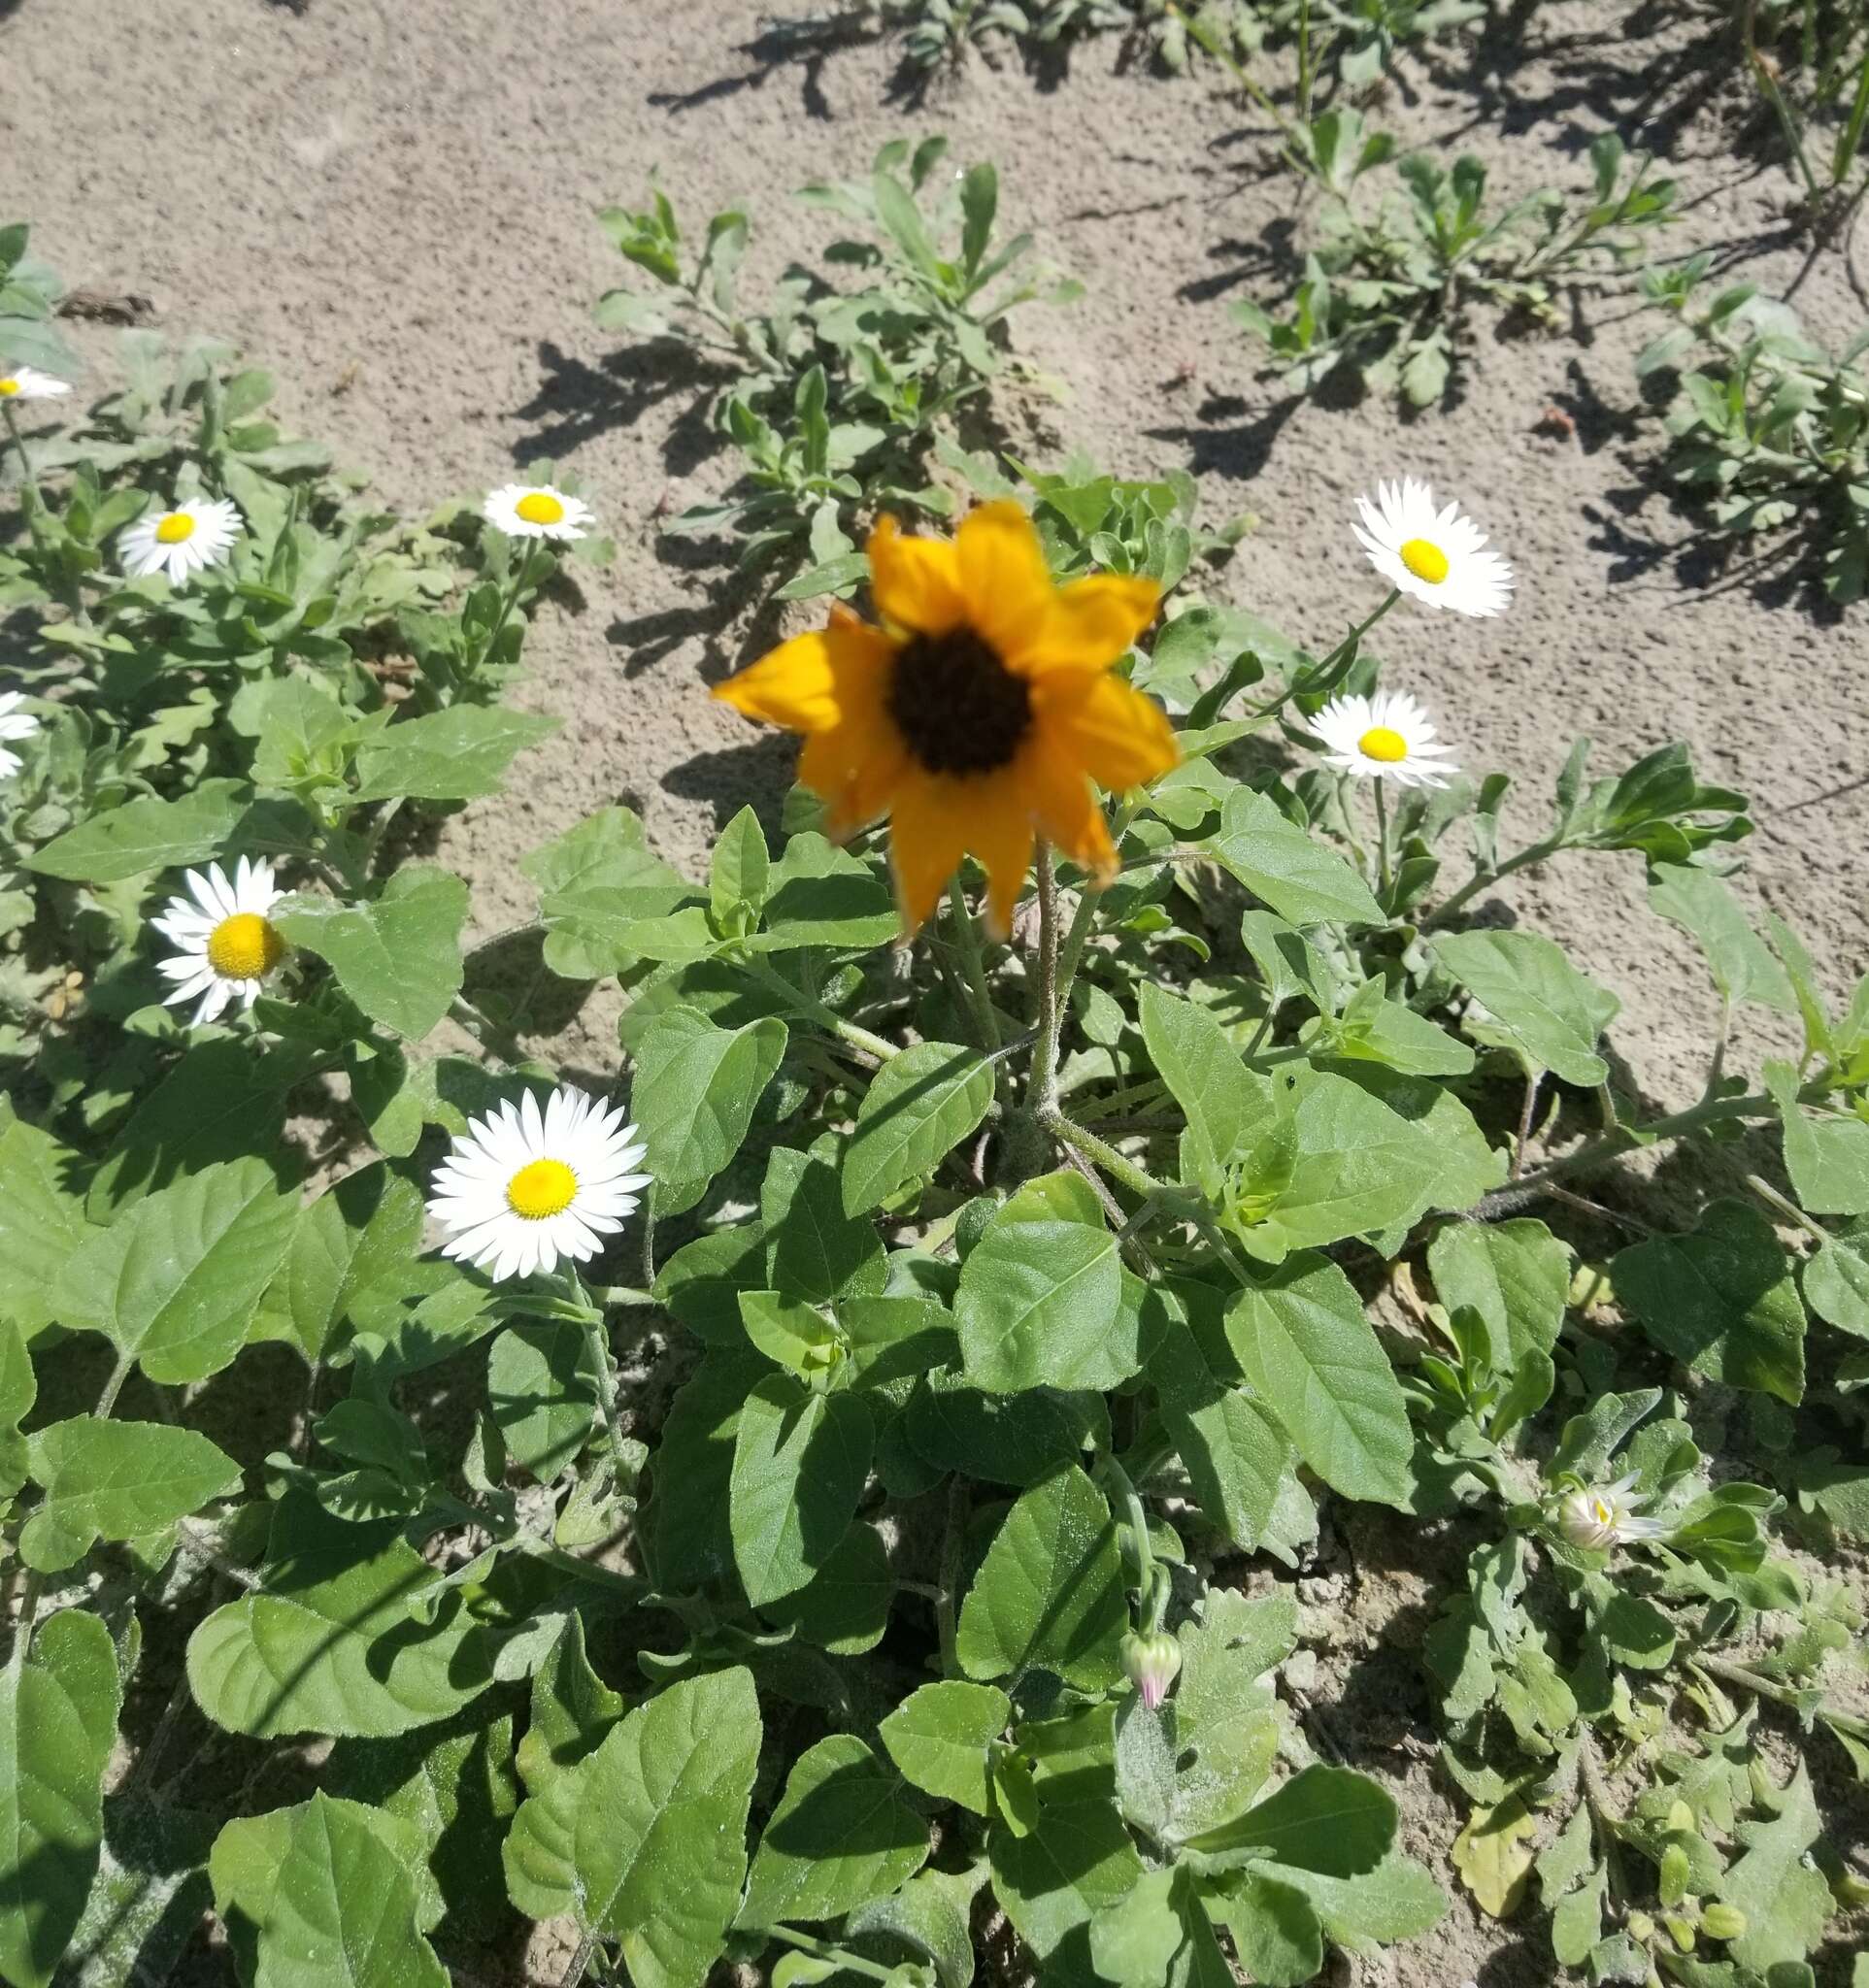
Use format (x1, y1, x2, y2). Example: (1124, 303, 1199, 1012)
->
(1237, 133, 1680, 407)
(1638, 256, 1869, 600)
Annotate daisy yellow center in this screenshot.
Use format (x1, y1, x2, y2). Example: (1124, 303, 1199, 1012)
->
(206, 911, 284, 980)
(888, 628, 1032, 778)
(1398, 537, 1450, 584)
(0, 379, 18, 397)
(507, 1157, 578, 1220)
(1357, 725, 1410, 763)
(155, 512, 197, 546)
(1594, 1499, 1615, 1526)
(515, 491, 565, 527)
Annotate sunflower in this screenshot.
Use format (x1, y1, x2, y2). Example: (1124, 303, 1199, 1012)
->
(714, 503, 1178, 934)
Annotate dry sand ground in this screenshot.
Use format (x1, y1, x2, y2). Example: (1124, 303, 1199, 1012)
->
(6, 0, 1867, 1981)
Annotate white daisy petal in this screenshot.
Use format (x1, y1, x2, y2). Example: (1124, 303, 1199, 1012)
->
(1310, 686, 1459, 789)
(1352, 477, 1513, 617)
(423, 1082, 653, 1286)
(0, 366, 73, 403)
(483, 482, 594, 545)
(150, 860, 290, 1029)
(118, 496, 244, 590)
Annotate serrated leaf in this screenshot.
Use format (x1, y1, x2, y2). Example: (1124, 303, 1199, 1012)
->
(843, 1041, 993, 1215)
(1435, 930, 1620, 1086)
(350, 707, 558, 803)
(1207, 788, 1384, 927)
(956, 1215, 1133, 1393)
(272, 868, 469, 1042)
(502, 1667, 759, 1987)
(55, 1157, 298, 1383)
(956, 1465, 1126, 1691)
(880, 1681, 1010, 1816)
(21, 1419, 242, 1572)
(1450, 1792, 1537, 1917)
(521, 807, 694, 979)
(631, 1011, 786, 1214)
(25, 778, 251, 882)
(1717, 1764, 1833, 1971)
(740, 1733, 929, 1927)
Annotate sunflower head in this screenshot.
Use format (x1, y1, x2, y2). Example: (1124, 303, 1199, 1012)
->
(714, 502, 1179, 937)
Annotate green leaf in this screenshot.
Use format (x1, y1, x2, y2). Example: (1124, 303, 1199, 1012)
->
(990, 1798, 1144, 1976)
(0, 1107, 88, 1340)
(502, 1667, 759, 1987)
(1614, 1200, 1806, 1404)
(350, 707, 558, 803)
(1266, 1853, 1446, 1948)
(1087, 1867, 1185, 1988)
(762, 1144, 885, 1303)
(1717, 1765, 1834, 1971)
(521, 806, 695, 979)
(186, 1497, 496, 1739)
(272, 868, 469, 1042)
(846, 1864, 988, 1988)
(1224, 1253, 1413, 1506)
(1648, 863, 1795, 1011)
(737, 1288, 842, 1378)
(729, 1374, 872, 1607)
(745, 833, 896, 952)
(907, 1370, 1109, 1488)
(740, 1733, 930, 1927)
(251, 1164, 424, 1364)
(1185, 1764, 1396, 1875)
(1434, 929, 1620, 1086)
(631, 1011, 786, 1214)
(1156, 1320, 1292, 1553)
(1803, 1216, 1869, 1338)
(1163, 1590, 1290, 1838)
(21, 1419, 242, 1572)
(488, 1321, 599, 1480)
(515, 1614, 624, 1795)
(1425, 1218, 1570, 1373)
(842, 1041, 993, 1215)
(880, 1680, 1011, 1815)
(956, 1214, 1134, 1393)
(0, 1609, 121, 1988)
(1209, 1869, 1322, 1988)
(1765, 1059, 1869, 1216)
(956, 1465, 1127, 1691)
(709, 805, 770, 921)
(654, 1224, 767, 1344)
(209, 1791, 448, 1988)
(1139, 983, 1254, 1188)
(26, 777, 250, 882)
(648, 1350, 765, 1595)
(1207, 788, 1385, 927)
(55, 1157, 298, 1384)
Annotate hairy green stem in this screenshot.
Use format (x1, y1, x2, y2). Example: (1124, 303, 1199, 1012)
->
(1421, 834, 1562, 930)
(1030, 842, 1062, 1118)
(947, 879, 1001, 1053)
(742, 956, 896, 1063)
(1372, 777, 1392, 900)
(1100, 1452, 1157, 1620)
(767, 1925, 898, 1983)
(95, 1352, 135, 1419)
(936, 1473, 968, 1679)
(571, 1273, 637, 1495)
(475, 536, 544, 686)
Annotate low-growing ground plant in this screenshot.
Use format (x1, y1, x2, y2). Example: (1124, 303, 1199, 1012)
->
(1637, 254, 1869, 599)
(593, 137, 1078, 582)
(3, 200, 1866, 1988)
(1744, 0, 1869, 214)
(1236, 132, 1680, 407)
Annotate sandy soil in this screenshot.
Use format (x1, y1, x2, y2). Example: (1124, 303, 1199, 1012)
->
(7, 0, 1867, 1981)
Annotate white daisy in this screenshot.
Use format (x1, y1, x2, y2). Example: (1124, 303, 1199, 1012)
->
(0, 692, 39, 779)
(1311, 688, 1458, 789)
(119, 496, 243, 587)
(1558, 1474, 1668, 1552)
(151, 857, 287, 1025)
(0, 365, 73, 402)
(484, 483, 593, 544)
(1353, 477, 1514, 617)
(427, 1086, 651, 1283)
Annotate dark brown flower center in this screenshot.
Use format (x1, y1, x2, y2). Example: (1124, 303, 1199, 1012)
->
(888, 628, 1032, 777)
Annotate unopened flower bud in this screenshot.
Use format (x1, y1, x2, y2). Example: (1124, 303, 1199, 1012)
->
(1700, 1904, 1747, 1941)
(1121, 1630, 1182, 1710)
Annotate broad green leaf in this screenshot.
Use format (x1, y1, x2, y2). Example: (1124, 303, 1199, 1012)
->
(738, 1288, 842, 1377)
(840, 1293, 958, 1386)
(631, 1011, 786, 1214)
(1765, 1059, 1869, 1216)
(845, 1864, 988, 1988)
(1162, 1590, 1291, 1839)
(1157, 1321, 1291, 1553)
(1648, 863, 1795, 1011)
(880, 1681, 1011, 1815)
(186, 1497, 496, 1738)
(209, 1791, 448, 1988)
(710, 805, 770, 921)
(1259, 1852, 1446, 1949)
(515, 1614, 625, 1794)
(1425, 1218, 1570, 1373)
(0, 1106, 88, 1339)
(744, 832, 896, 952)
(251, 1164, 424, 1364)
(1550, 1861, 1607, 1965)
(272, 867, 469, 1042)
(1717, 1764, 1833, 1971)
(521, 806, 694, 979)
(21, 1419, 242, 1572)
(762, 1143, 886, 1303)
(740, 1734, 929, 1927)
(654, 1224, 767, 1345)
(502, 1667, 759, 1988)
(1803, 1215, 1869, 1338)
(56, 1157, 298, 1383)
(1139, 983, 1255, 1188)
(1185, 1764, 1396, 1876)
(0, 1609, 121, 1988)
(648, 1350, 766, 1595)
(488, 1321, 599, 1480)
(1207, 788, 1384, 927)
(1434, 929, 1620, 1086)
(1614, 1200, 1806, 1404)
(1087, 1867, 1185, 1988)
(843, 1041, 993, 1215)
(762, 1518, 894, 1655)
(956, 1465, 1126, 1690)
(907, 1370, 1109, 1488)
(730, 1374, 872, 1607)
(350, 706, 558, 803)
(1224, 1253, 1413, 1505)
(989, 1797, 1143, 1975)
(64, 1797, 214, 1988)
(26, 777, 250, 881)
(956, 1215, 1133, 1393)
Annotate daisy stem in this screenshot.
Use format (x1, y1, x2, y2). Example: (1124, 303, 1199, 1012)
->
(1745, 1172, 1830, 1244)
(475, 538, 544, 685)
(946, 880, 1001, 1054)
(1319, 586, 1401, 681)
(1371, 777, 1393, 900)
(569, 1272, 637, 1495)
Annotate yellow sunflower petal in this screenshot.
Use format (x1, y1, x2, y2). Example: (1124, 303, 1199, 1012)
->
(1026, 744, 1118, 884)
(954, 501, 1056, 661)
(798, 695, 910, 838)
(869, 514, 966, 637)
(1037, 672, 1181, 791)
(888, 772, 971, 934)
(1017, 574, 1162, 676)
(714, 621, 893, 735)
(967, 787, 1037, 941)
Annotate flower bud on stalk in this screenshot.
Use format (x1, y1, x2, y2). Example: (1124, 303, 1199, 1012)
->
(1121, 1630, 1182, 1711)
